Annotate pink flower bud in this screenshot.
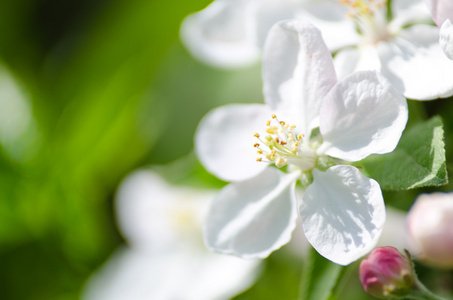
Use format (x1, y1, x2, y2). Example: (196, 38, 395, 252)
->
(407, 192, 453, 268)
(359, 247, 415, 299)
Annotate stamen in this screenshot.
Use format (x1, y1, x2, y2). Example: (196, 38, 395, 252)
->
(254, 143, 260, 148)
(253, 113, 316, 172)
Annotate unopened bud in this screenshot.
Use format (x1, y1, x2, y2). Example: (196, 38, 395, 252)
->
(407, 192, 453, 268)
(359, 247, 415, 299)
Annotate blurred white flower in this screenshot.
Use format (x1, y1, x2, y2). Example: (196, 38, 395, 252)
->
(406, 192, 453, 268)
(196, 21, 408, 266)
(82, 169, 260, 300)
(0, 65, 40, 162)
(181, 0, 453, 100)
(378, 208, 408, 252)
(425, 0, 453, 59)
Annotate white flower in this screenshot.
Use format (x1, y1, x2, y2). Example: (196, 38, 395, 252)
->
(82, 169, 260, 300)
(195, 21, 408, 266)
(181, 0, 453, 100)
(426, 0, 453, 60)
(407, 192, 453, 269)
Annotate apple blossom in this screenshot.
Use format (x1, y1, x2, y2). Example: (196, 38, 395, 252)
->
(82, 169, 259, 300)
(196, 20, 408, 266)
(425, 0, 453, 60)
(407, 192, 453, 269)
(181, 0, 453, 100)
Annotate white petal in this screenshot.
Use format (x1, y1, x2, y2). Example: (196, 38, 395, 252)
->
(83, 247, 259, 300)
(253, 0, 359, 51)
(82, 248, 174, 300)
(300, 165, 386, 265)
(294, 2, 360, 51)
(262, 20, 337, 134)
(186, 251, 260, 300)
(251, 0, 303, 48)
(440, 19, 453, 60)
(319, 71, 408, 162)
(116, 170, 212, 250)
(425, 0, 453, 27)
(180, 0, 260, 68)
(379, 25, 453, 100)
(204, 168, 300, 259)
(334, 45, 382, 81)
(391, 0, 432, 30)
(195, 104, 272, 182)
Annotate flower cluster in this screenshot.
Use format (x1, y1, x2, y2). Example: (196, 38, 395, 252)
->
(184, 0, 453, 268)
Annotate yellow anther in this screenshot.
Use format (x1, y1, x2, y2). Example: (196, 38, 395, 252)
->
(254, 133, 260, 138)
(256, 158, 262, 162)
(271, 114, 277, 119)
(284, 124, 289, 129)
(290, 125, 296, 129)
(254, 143, 260, 148)
(272, 126, 279, 131)
(281, 141, 287, 145)
(257, 150, 263, 154)
(266, 120, 271, 126)
(297, 134, 304, 140)
(280, 121, 285, 126)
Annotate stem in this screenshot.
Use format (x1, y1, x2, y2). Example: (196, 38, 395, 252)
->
(405, 278, 448, 300)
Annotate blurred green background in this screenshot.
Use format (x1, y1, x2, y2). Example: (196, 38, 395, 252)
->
(0, 0, 452, 299)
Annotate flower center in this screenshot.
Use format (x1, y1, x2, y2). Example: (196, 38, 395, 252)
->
(253, 114, 317, 172)
(338, 0, 390, 44)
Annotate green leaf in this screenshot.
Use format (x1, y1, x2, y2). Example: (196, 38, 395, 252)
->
(299, 247, 344, 300)
(360, 116, 447, 190)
